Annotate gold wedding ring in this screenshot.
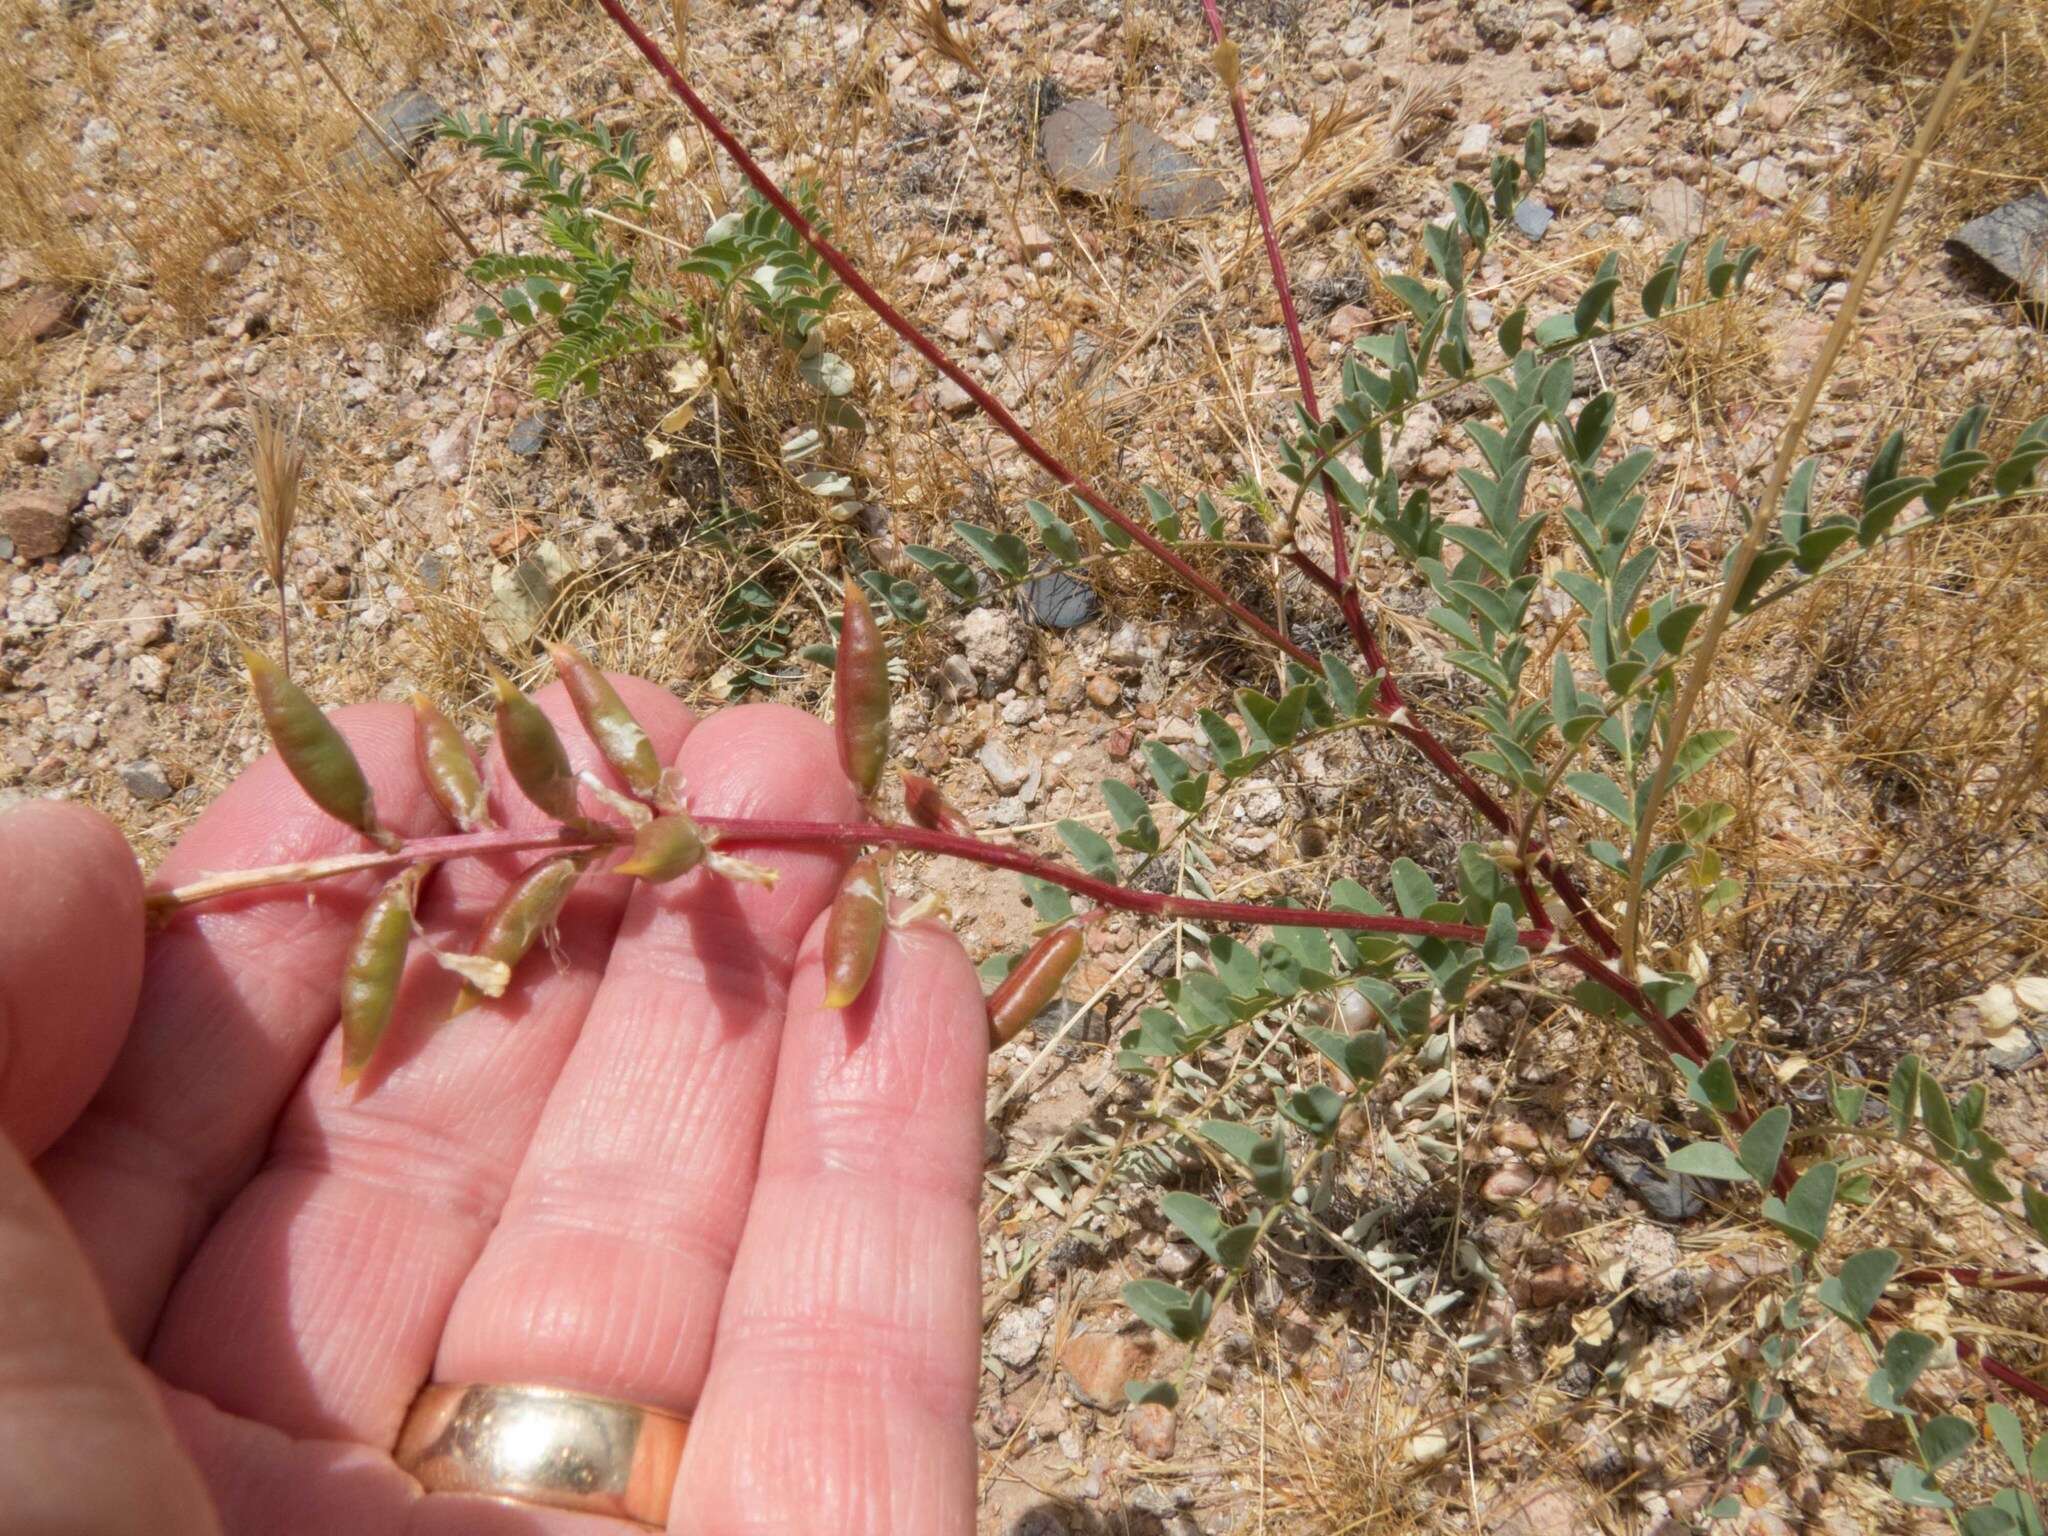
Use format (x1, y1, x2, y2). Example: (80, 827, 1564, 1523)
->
(395, 1382, 689, 1527)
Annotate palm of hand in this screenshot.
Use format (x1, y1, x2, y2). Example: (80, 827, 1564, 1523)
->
(14, 682, 984, 1535)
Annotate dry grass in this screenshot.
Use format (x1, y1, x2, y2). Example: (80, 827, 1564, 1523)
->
(1809, 0, 2048, 220)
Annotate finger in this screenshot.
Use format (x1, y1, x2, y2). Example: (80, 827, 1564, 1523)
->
(147, 680, 693, 1446)
(37, 701, 451, 1344)
(0, 1133, 217, 1536)
(674, 910, 985, 1536)
(0, 801, 143, 1157)
(436, 703, 862, 1414)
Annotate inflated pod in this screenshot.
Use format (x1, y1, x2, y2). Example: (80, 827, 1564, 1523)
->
(340, 864, 427, 1086)
(986, 919, 1086, 1049)
(246, 649, 391, 847)
(551, 643, 663, 799)
(834, 578, 889, 798)
(451, 855, 582, 1016)
(613, 814, 707, 883)
(411, 693, 493, 832)
(821, 855, 887, 1009)
(491, 669, 584, 827)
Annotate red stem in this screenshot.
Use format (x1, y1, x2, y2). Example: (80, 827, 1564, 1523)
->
(1190, 2, 1632, 985)
(591, 0, 1313, 667)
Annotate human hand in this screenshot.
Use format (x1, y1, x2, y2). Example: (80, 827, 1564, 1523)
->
(0, 682, 986, 1535)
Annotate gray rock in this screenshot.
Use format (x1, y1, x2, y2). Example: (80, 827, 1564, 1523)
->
(979, 739, 1031, 794)
(956, 606, 1028, 691)
(1514, 198, 1553, 241)
(1023, 569, 1101, 630)
(987, 1305, 1049, 1369)
(1040, 99, 1226, 220)
(1946, 191, 2048, 316)
(1591, 1133, 1719, 1222)
(120, 760, 174, 802)
(335, 88, 447, 180)
(1646, 177, 1706, 241)
(507, 412, 552, 457)
(1472, 0, 1526, 51)
(1605, 23, 1645, 70)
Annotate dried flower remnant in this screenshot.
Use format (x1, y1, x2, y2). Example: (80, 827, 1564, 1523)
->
(551, 643, 664, 799)
(821, 855, 887, 1008)
(901, 770, 973, 837)
(246, 648, 396, 849)
(490, 669, 588, 829)
(451, 855, 582, 1015)
(340, 864, 428, 1086)
(987, 919, 1086, 1048)
(411, 694, 494, 832)
(834, 578, 889, 798)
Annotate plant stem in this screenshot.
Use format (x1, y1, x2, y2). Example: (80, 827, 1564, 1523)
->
(1199, 2, 1370, 656)
(590, 0, 1312, 666)
(1615, 0, 1998, 973)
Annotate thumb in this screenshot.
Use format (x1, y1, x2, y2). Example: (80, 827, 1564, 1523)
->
(0, 800, 144, 1156)
(0, 1130, 219, 1534)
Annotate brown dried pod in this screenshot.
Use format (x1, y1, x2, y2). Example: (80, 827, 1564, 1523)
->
(821, 855, 887, 1009)
(340, 864, 427, 1086)
(834, 578, 889, 798)
(550, 643, 663, 799)
(491, 668, 584, 827)
(451, 854, 582, 1016)
(411, 693, 494, 832)
(900, 770, 973, 837)
(246, 648, 394, 849)
(987, 918, 1086, 1049)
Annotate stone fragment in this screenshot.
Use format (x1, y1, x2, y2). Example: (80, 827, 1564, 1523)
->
(1084, 674, 1121, 710)
(1946, 191, 2048, 316)
(1591, 1133, 1717, 1222)
(1125, 1402, 1176, 1459)
(956, 607, 1028, 691)
(1059, 1328, 1156, 1411)
(1605, 23, 1644, 69)
(979, 739, 1031, 794)
(120, 760, 174, 802)
(1040, 99, 1226, 220)
(1, 285, 83, 348)
(334, 88, 447, 179)
(1471, 0, 1526, 51)
(1023, 569, 1101, 630)
(485, 538, 574, 648)
(1646, 177, 1706, 240)
(507, 413, 552, 457)
(0, 490, 72, 559)
(987, 1305, 1049, 1369)
(1494, 1481, 1593, 1536)
(1514, 198, 1553, 241)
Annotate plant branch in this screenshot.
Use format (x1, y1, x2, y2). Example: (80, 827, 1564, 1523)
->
(1198, 2, 1373, 660)
(1615, 0, 1998, 972)
(590, 0, 1315, 666)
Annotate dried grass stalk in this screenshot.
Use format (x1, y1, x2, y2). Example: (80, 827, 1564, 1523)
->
(248, 396, 305, 673)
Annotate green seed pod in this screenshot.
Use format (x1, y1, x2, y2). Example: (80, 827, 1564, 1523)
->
(411, 694, 494, 832)
(491, 669, 583, 826)
(901, 770, 973, 837)
(834, 578, 889, 798)
(550, 643, 663, 799)
(452, 855, 582, 1016)
(987, 919, 1086, 1049)
(246, 648, 390, 847)
(613, 814, 707, 883)
(820, 855, 887, 1009)
(340, 864, 427, 1087)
